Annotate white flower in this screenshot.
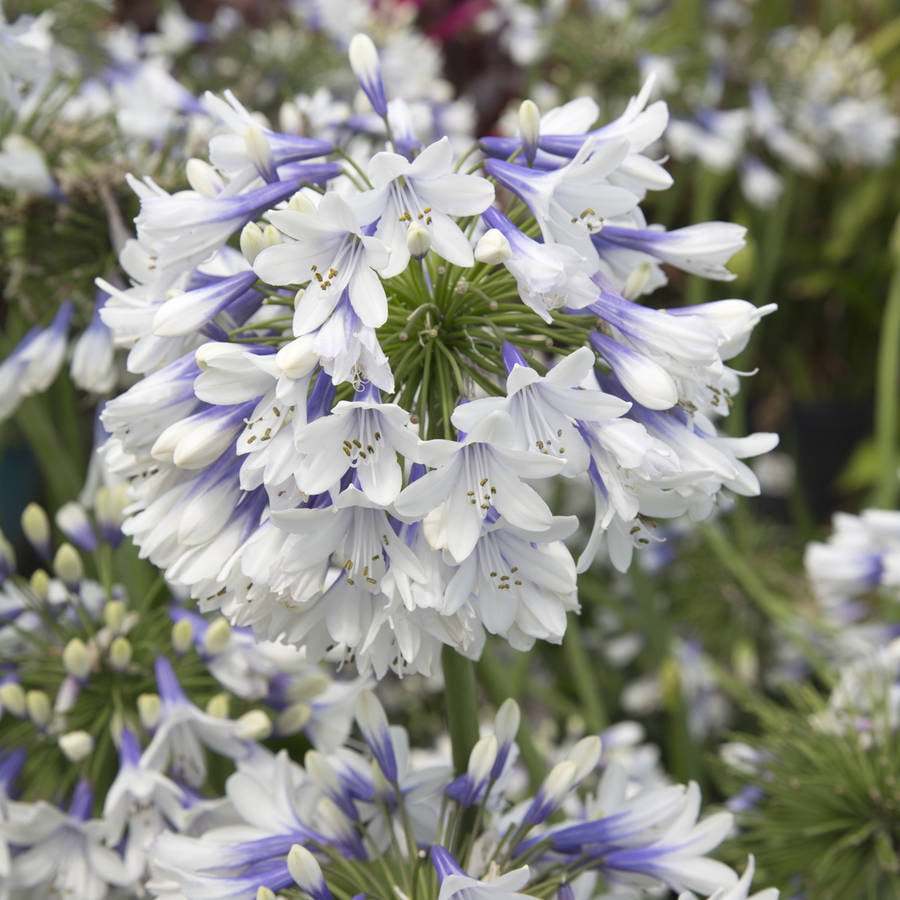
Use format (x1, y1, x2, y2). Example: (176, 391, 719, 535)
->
(354, 137, 495, 276)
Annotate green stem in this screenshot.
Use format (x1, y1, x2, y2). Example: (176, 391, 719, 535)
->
(872, 223, 900, 509)
(441, 646, 480, 777)
(561, 614, 606, 732)
(477, 642, 545, 791)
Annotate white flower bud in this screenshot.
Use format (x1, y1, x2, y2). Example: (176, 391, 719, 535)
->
(276, 701, 311, 735)
(171, 618, 194, 654)
(21, 502, 50, 555)
(104, 600, 127, 634)
(623, 262, 654, 300)
(240, 220, 282, 263)
(138, 693, 161, 730)
(95, 483, 129, 536)
(59, 730, 94, 762)
(202, 617, 232, 655)
(287, 191, 317, 214)
(474, 229, 511, 265)
(518, 98, 541, 164)
(0, 530, 15, 575)
(568, 735, 602, 782)
(63, 637, 92, 680)
(244, 124, 275, 177)
(108, 636, 133, 671)
(495, 698, 520, 745)
(287, 671, 331, 702)
(185, 158, 225, 197)
(256, 889, 277, 900)
(276, 335, 318, 380)
(287, 844, 326, 893)
(236, 709, 272, 741)
(29, 568, 49, 599)
(541, 759, 577, 806)
(406, 221, 431, 259)
(53, 543, 83, 585)
(468, 735, 498, 782)
(26, 690, 51, 728)
(279, 99, 301, 134)
(206, 692, 230, 718)
(55, 501, 97, 551)
(0, 681, 26, 717)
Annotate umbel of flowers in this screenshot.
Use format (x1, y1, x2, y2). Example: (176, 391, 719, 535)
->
(0, 502, 366, 896)
(98, 34, 777, 678)
(148, 691, 776, 900)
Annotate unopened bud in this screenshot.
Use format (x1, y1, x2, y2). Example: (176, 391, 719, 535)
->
(108, 636, 132, 671)
(495, 698, 521, 745)
(406, 221, 431, 259)
(287, 671, 330, 702)
(256, 889, 277, 900)
(55, 502, 97, 552)
(138, 693, 161, 730)
(53, 543, 83, 585)
(244, 124, 276, 182)
(468, 734, 498, 782)
(63, 637, 92, 680)
(171, 618, 195, 655)
(236, 709, 272, 741)
(185, 157, 224, 197)
(349, 33, 387, 116)
(474, 229, 511, 265)
(287, 844, 326, 894)
(29, 568, 50, 600)
(104, 600, 127, 634)
(0, 530, 15, 581)
(59, 730, 94, 762)
(22, 503, 51, 559)
(518, 98, 541, 165)
(568, 735, 602, 782)
(240, 221, 281, 263)
(276, 335, 318, 379)
(26, 690, 51, 728)
(287, 191, 317, 214)
(202, 617, 232, 655)
(206, 692, 230, 719)
(276, 701, 312, 735)
(95, 483, 129, 544)
(0, 681, 26, 717)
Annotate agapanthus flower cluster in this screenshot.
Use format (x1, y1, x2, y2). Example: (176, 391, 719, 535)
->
(147, 691, 775, 900)
(804, 508, 900, 654)
(0, 502, 366, 897)
(96, 33, 776, 677)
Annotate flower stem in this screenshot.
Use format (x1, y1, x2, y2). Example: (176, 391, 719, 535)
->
(872, 217, 900, 509)
(561, 614, 606, 733)
(441, 646, 480, 777)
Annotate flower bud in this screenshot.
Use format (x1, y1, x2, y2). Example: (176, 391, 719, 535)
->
(623, 261, 654, 300)
(95, 483, 128, 546)
(276, 335, 318, 379)
(55, 502, 97, 552)
(474, 229, 511, 265)
(240, 221, 282, 263)
(104, 600, 127, 634)
(244, 124, 276, 182)
(0, 530, 15, 581)
(256, 889, 277, 900)
(53, 543, 83, 585)
(138, 693, 161, 730)
(348, 33, 387, 116)
(406, 221, 431, 259)
(26, 690, 51, 728)
(29, 568, 50, 600)
(287, 671, 331, 702)
(287, 191, 317, 214)
(287, 844, 329, 898)
(206, 692, 230, 718)
(0, 681, 26, 717)
(108, 636, 133, 671)
(277, 701, 312, 736)
(22, 503, 51, 559)
(236, 709, 272, 741)
(518, 98, 540, 165)
(59, 730, 94, 762)
(63, 637, 92, 680)
(186, 158, 224, 197)
(568, 735, 602, 782)
(202, 617, 232, 655)
(171, 618, 195, 655)
(468, 734, 498, 783)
